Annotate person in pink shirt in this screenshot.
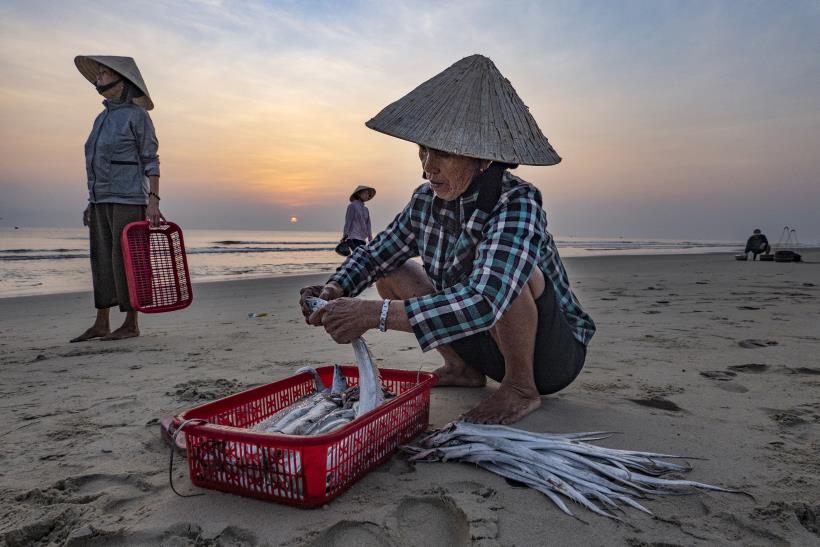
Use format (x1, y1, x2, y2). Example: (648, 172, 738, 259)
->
(342, 185, 375, 252)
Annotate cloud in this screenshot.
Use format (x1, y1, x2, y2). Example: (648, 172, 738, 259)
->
(1, 0, 819, 239)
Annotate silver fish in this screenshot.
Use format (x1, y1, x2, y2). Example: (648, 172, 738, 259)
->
(252, 391, 322, 433)
(330, 364, 348, 394)
(279, 399, 339, 435)
(351, 338, 384, 417)
(295, 366, 326, 392)
(305, 408, 356, 435)
(304, 296, 384, 417)
(404, 421, 748, 520)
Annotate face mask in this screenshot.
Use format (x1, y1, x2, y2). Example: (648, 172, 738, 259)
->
(95, 78, 122, 95)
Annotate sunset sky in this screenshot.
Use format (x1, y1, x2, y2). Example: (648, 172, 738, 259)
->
(1, 0, 819, 241)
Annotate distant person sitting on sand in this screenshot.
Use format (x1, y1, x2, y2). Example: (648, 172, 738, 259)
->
(341, 185, 375, 252)
(70, 56, 164, 343)
(745, 229, 770, 261)
(300, 55, 595, 425)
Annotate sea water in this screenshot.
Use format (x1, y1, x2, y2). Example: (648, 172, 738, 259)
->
(0, 227, 745, 298)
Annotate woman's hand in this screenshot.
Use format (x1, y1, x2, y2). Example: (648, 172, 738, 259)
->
(82, 205, 91, 227)
(146, 200, 164, 228)
(321, 298, 379, 343)
(299, 282, 343, 324)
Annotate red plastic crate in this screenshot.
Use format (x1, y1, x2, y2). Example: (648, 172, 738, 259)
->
(121, 221, 192, 313)
(175, 366, 436, 506)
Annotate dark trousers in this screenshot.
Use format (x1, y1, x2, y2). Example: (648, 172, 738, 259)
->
(745, 244, 770, 260)
(347, 238, 366, 251)
(450, 280, 587, 395)
(89, 203, 145, 311)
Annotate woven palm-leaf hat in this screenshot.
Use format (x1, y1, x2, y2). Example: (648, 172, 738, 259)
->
(365, 54, 560, 166)
(349, 185, 376, 201)
(74, 55, 154, 110)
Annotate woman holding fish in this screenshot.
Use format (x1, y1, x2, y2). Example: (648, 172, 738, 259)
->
(300, 55, 595, 425)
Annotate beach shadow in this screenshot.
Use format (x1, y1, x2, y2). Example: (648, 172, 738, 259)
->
(738, 339, 779, 349)
(628, 397, 684, 412)
(729, 363, 770, 373)
(701, 370, 737, 381)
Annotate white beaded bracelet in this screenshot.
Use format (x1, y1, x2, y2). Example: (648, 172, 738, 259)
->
(378, 299, 391, 332)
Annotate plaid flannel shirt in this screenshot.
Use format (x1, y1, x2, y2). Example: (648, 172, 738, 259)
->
(329, 171, 596, 352)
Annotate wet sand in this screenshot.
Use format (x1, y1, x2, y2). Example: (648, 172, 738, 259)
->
(1, 251, 819, 546)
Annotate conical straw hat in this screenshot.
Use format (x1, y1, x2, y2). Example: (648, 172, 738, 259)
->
(74, 55, 154, 110)
(350, 185, 376, 201)
(365, 54, 560, 166)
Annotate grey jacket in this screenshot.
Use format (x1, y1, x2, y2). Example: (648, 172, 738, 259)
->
(85, 99, 160, 205)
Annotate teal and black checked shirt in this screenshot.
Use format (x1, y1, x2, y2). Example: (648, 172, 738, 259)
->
(329, 170, 595, 352)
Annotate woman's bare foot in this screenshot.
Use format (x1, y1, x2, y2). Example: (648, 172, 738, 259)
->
(462, 382, 541, 424)
(432, 361, 486, 387)
(70, 326, 110, 343)
(100, 326, 140, 341)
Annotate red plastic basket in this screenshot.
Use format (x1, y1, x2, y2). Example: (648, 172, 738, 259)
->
(121, 221, 193, 313)
(175, 366, 436, 507)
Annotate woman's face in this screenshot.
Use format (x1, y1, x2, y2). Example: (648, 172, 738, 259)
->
(95, 66, 123, 98)
(418, 145, 487, 201)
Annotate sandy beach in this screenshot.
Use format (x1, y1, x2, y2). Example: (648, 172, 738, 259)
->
(1, 250, 818, 546)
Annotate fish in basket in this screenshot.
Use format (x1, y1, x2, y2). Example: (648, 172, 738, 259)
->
(173, 298, 435, 505)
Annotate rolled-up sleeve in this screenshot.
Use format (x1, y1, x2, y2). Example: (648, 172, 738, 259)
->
(405, 191, 544, 351)
(133, 110, 160, 177)
(329, 196, 419, 297)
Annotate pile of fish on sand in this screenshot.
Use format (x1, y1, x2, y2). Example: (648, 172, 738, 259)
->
(403, 421, 747, 521)
(251, 296, 390, 436)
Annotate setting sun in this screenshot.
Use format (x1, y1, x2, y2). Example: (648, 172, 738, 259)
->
(289, 216, 298, 224)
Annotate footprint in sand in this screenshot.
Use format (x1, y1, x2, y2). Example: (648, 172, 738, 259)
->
(392, 496, 471, 547)
(166, 378, 245, 402)
(729, 363, 770, 373)
(716, 383, 749, 393)
(152, 523, 258, 547)
(785, 366, 820, 375)
(738, 339, 779, 349)
(700, 370, 737, 381)
(628, 397, 683, 412)
(794, 502, 820, 537)
(767, 411, 806, 427)
(311, 521, 392, 547)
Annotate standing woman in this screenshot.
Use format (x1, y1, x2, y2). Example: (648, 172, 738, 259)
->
(342, 185, 375, 252)
(71, 56, 163, 342)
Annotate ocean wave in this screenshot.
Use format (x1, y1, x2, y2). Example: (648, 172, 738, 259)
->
(0, 246, 338, 261)
(0, 253, 89, 261)
(189, 246, 336, 254)
(0, 248, 80, 253)
(566, 241, 735, 249)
